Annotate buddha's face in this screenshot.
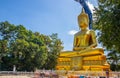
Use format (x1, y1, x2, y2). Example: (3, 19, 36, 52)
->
(79, 17, 88, 30)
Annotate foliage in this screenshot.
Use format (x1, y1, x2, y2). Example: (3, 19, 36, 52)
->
(0, 21, 63, 71)
(107, 50, 120, 71)
(43, 33, 63, 69)
(94, 0, 120, 70)
(94, 0, 120, 50)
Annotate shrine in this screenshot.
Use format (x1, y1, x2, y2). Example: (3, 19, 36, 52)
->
(56, 8, 110, 71)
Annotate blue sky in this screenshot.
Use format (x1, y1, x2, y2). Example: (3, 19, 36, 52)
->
(0, 0, 98, 50)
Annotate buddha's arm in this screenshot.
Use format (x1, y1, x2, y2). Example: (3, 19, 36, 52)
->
(88, 30, 97, 48)
(73, 36, 76, 47)
(73, 36, 80, 51)
(73, 37, 78, 47)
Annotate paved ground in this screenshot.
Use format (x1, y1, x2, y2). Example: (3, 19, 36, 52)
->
(0, 76, 31, 78)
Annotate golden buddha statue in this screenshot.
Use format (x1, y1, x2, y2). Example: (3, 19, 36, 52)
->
(56, 8, 110, 71)
(73, 8, 97, 51)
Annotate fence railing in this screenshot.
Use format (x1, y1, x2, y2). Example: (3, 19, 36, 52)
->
(0, 70, 120, 78)
(56, 70, 120, 78)
(0, 71, 34, 76)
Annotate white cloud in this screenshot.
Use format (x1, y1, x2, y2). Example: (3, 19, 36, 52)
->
(68, 30, 78, 35)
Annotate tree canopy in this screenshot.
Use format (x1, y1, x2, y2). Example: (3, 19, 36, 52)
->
(0, 21, 63, 71)
(94, 0, 120, 50)
(94, 0, 120, 70)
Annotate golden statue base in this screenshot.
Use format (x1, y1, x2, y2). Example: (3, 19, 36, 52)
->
(56, 48, 110, 71)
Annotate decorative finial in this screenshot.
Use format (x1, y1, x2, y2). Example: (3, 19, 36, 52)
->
(81, 8, 85, 14)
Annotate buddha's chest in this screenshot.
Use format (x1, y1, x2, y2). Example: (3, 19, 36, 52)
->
(76, 31, 90, 40)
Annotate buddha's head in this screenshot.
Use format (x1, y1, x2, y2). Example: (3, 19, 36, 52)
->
(78, 8, 89, 30)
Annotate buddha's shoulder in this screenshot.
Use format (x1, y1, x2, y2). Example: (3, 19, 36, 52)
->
(74, 31, 81, 36)
(74, 30, 95, 36)
(88, 30, 95, 34)
(87, 29, 95, 32)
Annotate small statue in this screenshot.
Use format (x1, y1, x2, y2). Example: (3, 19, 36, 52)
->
(73, 8, 97, 51)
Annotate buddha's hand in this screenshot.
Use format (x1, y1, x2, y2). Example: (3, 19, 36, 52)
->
(73, 47, 87, 51)
(86, 46, 92, 49)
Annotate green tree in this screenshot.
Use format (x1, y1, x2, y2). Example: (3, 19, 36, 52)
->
(0, 21, 16, 57)
(0, 21, 63, 71)
(0, 21, 48, 71)
(107, 50, 120, 71)
(94, 0, 120, 70)
(0, 21, 16, 70)
(44, 33, 63, 69)
(94, 0, 120, 50)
